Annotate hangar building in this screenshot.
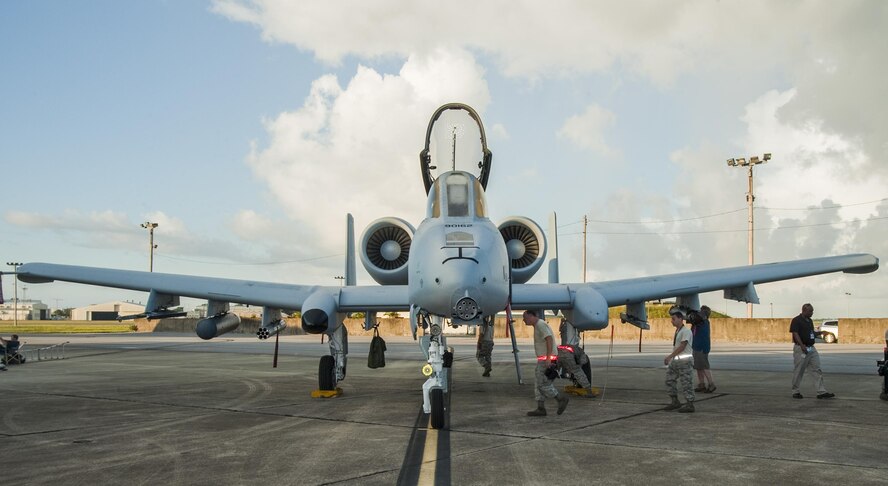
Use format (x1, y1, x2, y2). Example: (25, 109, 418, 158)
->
(71, 301, 145, 321)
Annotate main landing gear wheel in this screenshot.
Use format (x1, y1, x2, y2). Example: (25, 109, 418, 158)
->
(430, 388, 445, 429)
(319, 355, 336, 391)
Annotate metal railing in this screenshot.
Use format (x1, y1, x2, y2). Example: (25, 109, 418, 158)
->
(22, 341, 70, 362)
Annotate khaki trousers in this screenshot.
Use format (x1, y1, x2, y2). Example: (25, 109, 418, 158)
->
(792, 345, 827, 395)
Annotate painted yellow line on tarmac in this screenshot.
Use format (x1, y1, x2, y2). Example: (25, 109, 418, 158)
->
(417, 418, 438, 484)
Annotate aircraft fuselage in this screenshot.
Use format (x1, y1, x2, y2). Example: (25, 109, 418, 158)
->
(407, 171, 510, 323)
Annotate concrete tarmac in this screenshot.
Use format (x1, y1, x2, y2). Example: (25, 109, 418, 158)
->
(1, 333, 886, 485)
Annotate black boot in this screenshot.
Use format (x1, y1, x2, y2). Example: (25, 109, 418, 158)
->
(527, 401, 546, 416)
(665, 396, 681, 410)
(678, 401, 695, 413)
(556, 393, 570, 415)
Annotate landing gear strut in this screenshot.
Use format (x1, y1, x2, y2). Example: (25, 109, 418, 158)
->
(318, 325, 348, 391)
(419, 313, 452, 429)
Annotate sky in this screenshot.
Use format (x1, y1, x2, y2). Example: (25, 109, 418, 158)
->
(1, 0, 886, 319)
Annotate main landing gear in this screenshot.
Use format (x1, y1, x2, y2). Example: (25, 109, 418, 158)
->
(316, 325, 348, 397)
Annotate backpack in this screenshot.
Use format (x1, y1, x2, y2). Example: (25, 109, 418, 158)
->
(368, 327, 386, 369)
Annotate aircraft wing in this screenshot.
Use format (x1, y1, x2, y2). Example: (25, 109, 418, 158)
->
(14, 263, 408, 312)
(510, 253, 879, 327)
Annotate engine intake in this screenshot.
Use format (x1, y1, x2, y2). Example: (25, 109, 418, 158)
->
(301, 290, 340, 335)
(360, 217, 415, 285)
(498, 216, 547, 284)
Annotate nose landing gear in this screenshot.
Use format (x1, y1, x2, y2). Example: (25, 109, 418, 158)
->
(419, 313, 452, 429)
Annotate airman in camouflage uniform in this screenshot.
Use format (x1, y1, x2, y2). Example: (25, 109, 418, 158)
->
(523, 310, 569, 416)
(476, 317, 494, 377)
(664, 308, 695, 413)
(557, 318, 593, 395)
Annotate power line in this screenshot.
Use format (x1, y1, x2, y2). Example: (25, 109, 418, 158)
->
(569, 214, 888, 236)
(586, 208, 747, 225)
(761, 197, 888, 211)
(562, 196, 888, 226)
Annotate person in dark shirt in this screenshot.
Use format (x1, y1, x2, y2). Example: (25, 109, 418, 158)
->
(1, 334, 21, 367)
(789, 304, 834, 399)
(0, 334, 20, 354)
(691, 306, 716, 393)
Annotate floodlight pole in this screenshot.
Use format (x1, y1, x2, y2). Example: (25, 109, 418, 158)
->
(582, 215, 588, 283)
(726, 154, 771, 318)
(6, 262, 22, 327)
(140, 222, 159, 272)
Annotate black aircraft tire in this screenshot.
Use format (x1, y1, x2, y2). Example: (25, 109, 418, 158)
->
(319, 355, 336, 391)
(430, 388, 445, 429)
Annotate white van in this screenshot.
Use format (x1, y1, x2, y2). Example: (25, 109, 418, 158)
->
(817, 320, 839, 344)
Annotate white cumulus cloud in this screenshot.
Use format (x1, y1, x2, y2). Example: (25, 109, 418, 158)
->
(557, 104, 618, 157)
(245, 48, 490, 254)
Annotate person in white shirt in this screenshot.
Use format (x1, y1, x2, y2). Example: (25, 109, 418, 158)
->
(523, 310, 570, 417)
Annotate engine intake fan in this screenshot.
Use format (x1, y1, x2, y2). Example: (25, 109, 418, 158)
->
(360, 217, 415, 285)
(498, 216, 547, 284)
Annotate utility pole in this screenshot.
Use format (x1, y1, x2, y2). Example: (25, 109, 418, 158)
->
(140, 222, 159, 272)
(727, 153, 771, 318)
(6, 262, 22, 327)
(582, 215, 588, 283)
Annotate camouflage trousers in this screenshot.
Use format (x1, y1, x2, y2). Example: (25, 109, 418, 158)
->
(534, 361, 560, 402)
(476, 340, 494, 371)
(557, 348, 591, 389)
(666, 358, 695, 402)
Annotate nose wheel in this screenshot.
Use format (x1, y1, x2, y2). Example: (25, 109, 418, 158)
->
(419, 313, 452, 429)
(429, 388, 445, 429)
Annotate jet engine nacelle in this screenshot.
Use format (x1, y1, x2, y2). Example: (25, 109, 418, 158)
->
(562, 287, 610, 330)
(196, 313, 241, 340)
(301, 290, 341, 335)
(360, 217, 415, 285)
(498, 216, 547, 284)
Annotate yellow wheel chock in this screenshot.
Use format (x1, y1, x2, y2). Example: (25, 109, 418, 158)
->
(564, 385, 600, 398)
(311, 388, 343, 398)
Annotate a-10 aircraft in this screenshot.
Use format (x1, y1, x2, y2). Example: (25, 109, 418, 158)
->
(8, 103, 879, 429)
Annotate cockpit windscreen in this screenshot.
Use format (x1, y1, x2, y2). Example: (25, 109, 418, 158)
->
(428, 109, 485, 181)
